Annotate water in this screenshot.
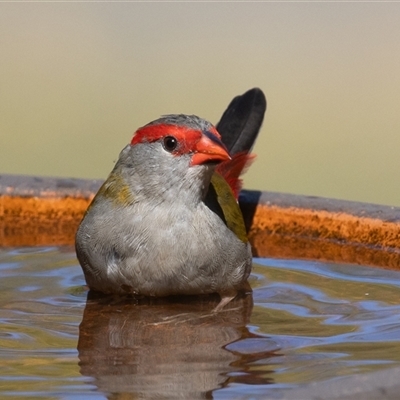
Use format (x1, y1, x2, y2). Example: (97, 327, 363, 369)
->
(1, 247, 400, 399)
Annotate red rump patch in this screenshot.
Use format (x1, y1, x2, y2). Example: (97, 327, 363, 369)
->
(216, 152, 256, 199)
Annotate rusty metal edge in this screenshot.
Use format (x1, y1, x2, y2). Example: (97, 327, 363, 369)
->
(1, 174, 400, 270)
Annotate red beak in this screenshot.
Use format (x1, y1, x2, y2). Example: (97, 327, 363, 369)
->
(190, 131, 231, 166)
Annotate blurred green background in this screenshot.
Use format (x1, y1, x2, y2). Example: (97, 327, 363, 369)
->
(1, 3, 400, 206)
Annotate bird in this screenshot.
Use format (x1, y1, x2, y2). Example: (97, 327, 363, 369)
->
(75, 88, 267, 311)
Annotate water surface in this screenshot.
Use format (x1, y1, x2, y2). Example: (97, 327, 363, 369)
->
(1, 247, 400, 399)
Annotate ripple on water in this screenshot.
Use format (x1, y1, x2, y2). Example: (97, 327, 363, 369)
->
(0, 247, 400, 398)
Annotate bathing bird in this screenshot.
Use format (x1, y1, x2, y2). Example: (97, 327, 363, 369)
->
(75, 88, 267, 310)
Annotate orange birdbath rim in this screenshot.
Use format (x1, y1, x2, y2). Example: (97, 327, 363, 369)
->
(1, 174, 400, 271)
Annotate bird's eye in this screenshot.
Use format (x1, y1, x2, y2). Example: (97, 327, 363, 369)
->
(162, 136, 178, 152)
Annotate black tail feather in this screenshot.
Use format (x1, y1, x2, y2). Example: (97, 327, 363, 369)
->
(216, 88, 267, 155)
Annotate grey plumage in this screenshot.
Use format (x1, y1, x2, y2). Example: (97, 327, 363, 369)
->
(76, 140, 250, 298)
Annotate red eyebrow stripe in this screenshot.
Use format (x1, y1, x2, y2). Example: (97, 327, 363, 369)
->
(130, 123, 204, 156)
(131, 122, 224, 146)
(130, 124, 185, 145)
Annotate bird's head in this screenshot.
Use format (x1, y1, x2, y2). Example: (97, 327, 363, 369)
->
(114, 114, 231, 202)
(131, 114, 230, 166)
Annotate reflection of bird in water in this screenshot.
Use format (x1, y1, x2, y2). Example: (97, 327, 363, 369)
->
(77, 291, 273, 399)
